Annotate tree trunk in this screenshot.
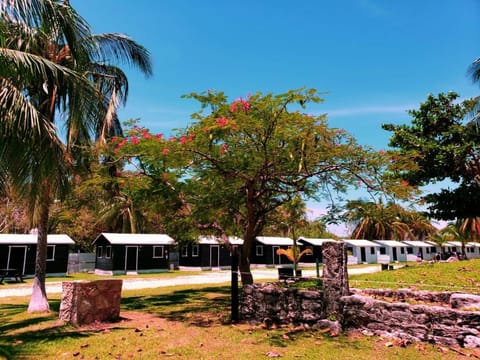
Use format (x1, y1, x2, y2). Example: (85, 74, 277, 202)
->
(27, 197, 50, 313)
(239, 253, 253, 285)
(239, 231, 254, 284)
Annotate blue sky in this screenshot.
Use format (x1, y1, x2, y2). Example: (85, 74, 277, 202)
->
(72, 0, 479, 234)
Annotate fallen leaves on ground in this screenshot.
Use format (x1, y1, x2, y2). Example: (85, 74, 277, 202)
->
(266, 350, 282, 357)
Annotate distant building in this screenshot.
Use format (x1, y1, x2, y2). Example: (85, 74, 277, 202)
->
(297, 237, 336, 263)
(179, 235, 243, 269)
(372, 240, 408, 263)
(402, 240, 437, 261)
(0, 234, 74, 277)
(250, 236, 294, 266)
(93, 233, 175, 275)
(341, 239, 379, 264)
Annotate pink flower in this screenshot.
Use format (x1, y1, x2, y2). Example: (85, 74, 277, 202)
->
(230, 97, 251, 113)
(401, 180, 409, 187)
(169, 136, 176, 142)
(188, 133, 196, 141)
(179, 136, 187, 144)
(112, 136, 118, 142)
(131, 136, 140, 145)
(142, 130, 151, 139)
(162, 148, 170, 155)
(216, 117, 229, 128)
(220, 143, 229, 154)
(378, 149, 385, 154)
(155, 133, 164, 140)
(116, 139, 127, 149)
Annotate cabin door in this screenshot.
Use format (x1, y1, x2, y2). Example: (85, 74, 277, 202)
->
(273, 246, 282, 265)
(125, 246, 138, 272)
(360, 247, 367, 263)
(210, 245, 220, 267)
(392, 247, 398, 261)
(7, 246, 27, 274)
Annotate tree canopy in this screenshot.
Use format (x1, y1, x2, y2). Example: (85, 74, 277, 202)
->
(382, 92, 480, 221)
(107, 88, 405, 283)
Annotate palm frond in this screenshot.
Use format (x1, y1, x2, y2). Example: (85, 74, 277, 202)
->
(89, 33, 153, 77)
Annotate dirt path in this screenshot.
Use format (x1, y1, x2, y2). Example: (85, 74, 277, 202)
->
(0, 265, 381, 298)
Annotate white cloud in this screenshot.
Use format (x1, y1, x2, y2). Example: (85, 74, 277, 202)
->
(325, 105, 413, 117)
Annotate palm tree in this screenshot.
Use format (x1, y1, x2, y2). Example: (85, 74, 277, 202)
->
(398, 209, 437, 241)
(0, 0, 152, 312)
(457, 217, 480, 256)
(439, 223, 469, 257)
(428, 231, 450, 258)
(344, 200, 410, 240)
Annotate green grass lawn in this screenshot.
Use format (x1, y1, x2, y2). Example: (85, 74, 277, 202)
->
(0, 260, 479, 359)
(349, 259, 480, 292)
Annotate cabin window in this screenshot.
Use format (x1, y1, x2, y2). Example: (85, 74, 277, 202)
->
(97, 246, 103, 258)
(153, 246, 164, 258)
(379, 247, 386, 255)
(407, 247, 413, 254)
(105, 246, 112, 259)
(192, 244, 199, 257)
(181, 246, 188, 257)
(426, 247, 430, 254)
(370, 247, 375, 255)
(400, 247, 405, 254)
(431, 247, 436, 253)
(46, 245, 55, 261)
(256, 245, 264, 256)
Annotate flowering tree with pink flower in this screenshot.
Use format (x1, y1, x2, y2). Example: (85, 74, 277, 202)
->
(109, 88, 408, 284)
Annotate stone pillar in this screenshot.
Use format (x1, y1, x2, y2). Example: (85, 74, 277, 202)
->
(59, 280, 123, 326)
(322, 241, 349, 324)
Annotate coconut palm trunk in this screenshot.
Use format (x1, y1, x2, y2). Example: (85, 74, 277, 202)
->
(27, 185, 51, 312)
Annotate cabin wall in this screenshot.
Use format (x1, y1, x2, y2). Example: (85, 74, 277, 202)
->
(346, 245, 377, 264)
(46, 245, 70, 274)
(0, 243, 70, 275)
(250, 242, 289, 266)
(94, 238, 114, 271)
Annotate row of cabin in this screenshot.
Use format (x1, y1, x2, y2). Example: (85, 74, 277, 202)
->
(2, 233, 480, 277)
(96, 236, 475, 271)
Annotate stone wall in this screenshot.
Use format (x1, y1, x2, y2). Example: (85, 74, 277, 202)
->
(59, 280, 123, 326)
(342, 292, 480, 349)
(239, 284, 480, 348)
(240, 282, 326, 327)
(240, 240, 480, 348)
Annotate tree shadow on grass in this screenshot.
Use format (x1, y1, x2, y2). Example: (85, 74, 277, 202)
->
(0, 300, 128, 360)
(121, 285, 231, 326)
